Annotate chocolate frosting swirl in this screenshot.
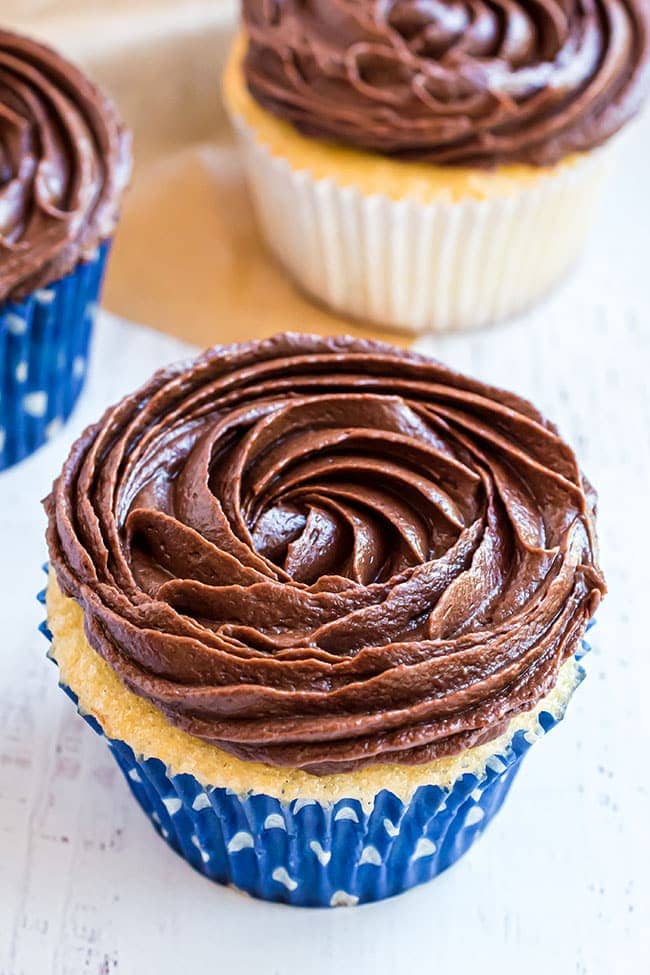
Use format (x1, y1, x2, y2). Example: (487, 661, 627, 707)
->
(45, 334, 605, 775)
(0, 30, 131, 303)
(242, 0, 650, 166)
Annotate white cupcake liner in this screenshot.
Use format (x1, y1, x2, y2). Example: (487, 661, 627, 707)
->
(231, 113, 613, 334)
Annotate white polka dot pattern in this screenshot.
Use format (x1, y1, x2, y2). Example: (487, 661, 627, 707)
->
(56, 663, 582, 906)
(0, 244, 109, 471)
(41, 578, 590, 907)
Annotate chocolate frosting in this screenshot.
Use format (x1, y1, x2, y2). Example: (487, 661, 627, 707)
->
(0, 30, 131, 303)
(242, 0, 650, 166)
(45, 334, 606, 775)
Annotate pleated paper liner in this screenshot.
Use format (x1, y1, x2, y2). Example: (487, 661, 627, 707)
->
(231, 112, 612, 335)
(38, 574, 590, 907)
(0, 243, 111, 472)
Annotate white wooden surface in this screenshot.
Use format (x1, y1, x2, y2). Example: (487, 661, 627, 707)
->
(1, 111, 649, 973)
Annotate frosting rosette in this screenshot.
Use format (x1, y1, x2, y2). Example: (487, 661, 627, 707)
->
(0, 29, 131, 302)
(242, 0, 650, 166)
(45, 334, 606, 775)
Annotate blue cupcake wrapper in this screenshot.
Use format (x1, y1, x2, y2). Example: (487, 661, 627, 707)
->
(38, 580, 589, 907)
(0, 243, 111, 472)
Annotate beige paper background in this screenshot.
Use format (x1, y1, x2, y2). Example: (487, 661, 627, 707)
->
(6, 0, 406, 348)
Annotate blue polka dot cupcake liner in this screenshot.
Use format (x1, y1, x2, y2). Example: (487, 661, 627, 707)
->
(0, 243, 111, 472)
(39, 585, 590, 907)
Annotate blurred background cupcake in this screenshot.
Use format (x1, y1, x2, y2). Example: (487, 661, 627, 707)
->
(0, 28, 131, 472)
(224, 1, 650, 334)
(43, 333, 605, 907)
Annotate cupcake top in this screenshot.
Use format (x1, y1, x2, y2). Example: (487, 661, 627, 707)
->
(45, 334, 606, 776)
(242, 0, 650, 166)
(0, 30, 131, 303)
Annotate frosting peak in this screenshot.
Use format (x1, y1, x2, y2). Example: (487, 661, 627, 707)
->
(45, 334, 606, 775)
(242, 0, 650, 166)
(0, 30, 131, 302)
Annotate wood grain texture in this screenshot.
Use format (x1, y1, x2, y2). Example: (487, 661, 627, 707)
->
(1, 91, 649, 975)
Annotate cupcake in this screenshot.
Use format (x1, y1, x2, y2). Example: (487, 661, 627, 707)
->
(0, 29, 131, 472)
(43, 333, 605, 907)
(223, 2, 649, 334)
